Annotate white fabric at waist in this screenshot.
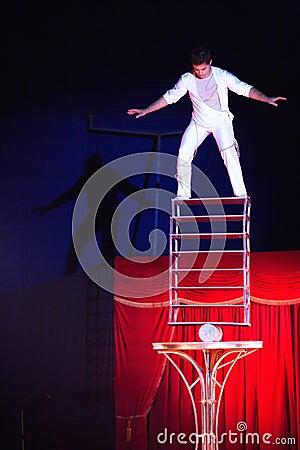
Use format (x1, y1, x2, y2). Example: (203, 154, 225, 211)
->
(191, 107, 233, 128)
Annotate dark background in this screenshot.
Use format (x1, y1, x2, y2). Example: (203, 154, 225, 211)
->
(1, 0, 298, 292)
(0, 0, 298, 449)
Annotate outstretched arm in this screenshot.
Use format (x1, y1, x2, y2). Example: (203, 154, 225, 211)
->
(127, 96, 168, 118)
(32, 181, 82, 216)
(32, 191, 73, 216)
(249, 87, 287, 107)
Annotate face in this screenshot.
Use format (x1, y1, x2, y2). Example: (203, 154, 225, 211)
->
(192, 60, 212, 79)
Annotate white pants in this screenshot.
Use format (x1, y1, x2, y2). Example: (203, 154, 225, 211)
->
(176, 119, 247, 197)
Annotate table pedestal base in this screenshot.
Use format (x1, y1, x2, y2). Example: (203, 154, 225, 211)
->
(153, 341, 262, 450)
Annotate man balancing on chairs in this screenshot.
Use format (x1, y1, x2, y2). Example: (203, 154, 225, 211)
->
(127, 45, 286, 199)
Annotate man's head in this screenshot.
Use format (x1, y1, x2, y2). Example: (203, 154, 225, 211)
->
(190, 46, 212, 79)
(190, 46, 212, 65)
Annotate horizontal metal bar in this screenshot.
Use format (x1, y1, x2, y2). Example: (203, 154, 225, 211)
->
(87, 124, 183, 138)
(171, 268, 245, 272)
(170, 233, 249, 239)
(168, 321, 251, 326)
(171, 286, 245, 289)
(171, 215, 248, 222)
(171, 250, 247, 254)
(170, 303, 247, 307)
(171, 197, 251, 205)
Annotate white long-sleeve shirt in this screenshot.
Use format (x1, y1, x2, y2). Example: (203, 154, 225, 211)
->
(163, 66, 253, 128)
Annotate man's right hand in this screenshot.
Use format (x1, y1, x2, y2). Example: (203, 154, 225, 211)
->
(127, 108, 147, 118)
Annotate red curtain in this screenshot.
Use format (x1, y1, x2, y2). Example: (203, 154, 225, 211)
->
(114, 251, 300, 450)
(113, 256, 172, 450)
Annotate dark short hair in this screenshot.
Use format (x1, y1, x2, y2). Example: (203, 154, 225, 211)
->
(190, 46, 212, 65)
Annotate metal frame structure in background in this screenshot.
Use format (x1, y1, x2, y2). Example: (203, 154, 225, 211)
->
(169, 196, 251, 326)
(86, 114, 183, 255)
